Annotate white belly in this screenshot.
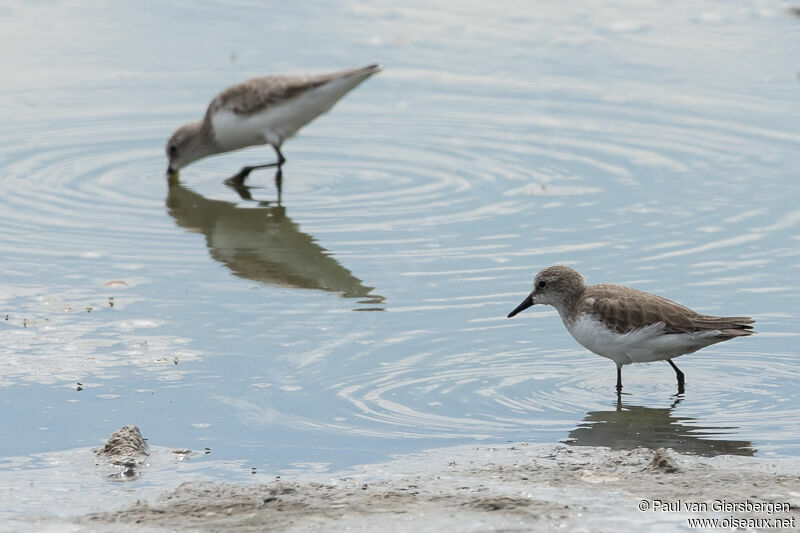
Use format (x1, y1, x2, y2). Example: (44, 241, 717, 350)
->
(565, 314, 717, 366)
(211, 108, 270, 151)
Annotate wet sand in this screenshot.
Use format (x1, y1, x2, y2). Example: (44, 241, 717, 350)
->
(54, 429, 797, 532)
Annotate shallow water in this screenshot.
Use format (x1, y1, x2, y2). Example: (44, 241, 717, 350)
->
(0, 0, 799, 517)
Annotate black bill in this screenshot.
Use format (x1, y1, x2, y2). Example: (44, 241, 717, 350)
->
(507, 294, 534, 318)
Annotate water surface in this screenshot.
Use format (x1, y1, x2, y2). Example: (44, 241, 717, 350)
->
(0, 0, 799, 519)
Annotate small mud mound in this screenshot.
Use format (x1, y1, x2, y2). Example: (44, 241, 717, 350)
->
(649, 448, 679, 473)
(95, 425, 149, 480)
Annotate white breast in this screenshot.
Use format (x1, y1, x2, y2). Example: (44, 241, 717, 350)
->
(565, 313, 719, 366)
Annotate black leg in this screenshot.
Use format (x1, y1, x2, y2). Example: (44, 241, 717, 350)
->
(225, 162, 279, 185)
(668, 359, 685, 394)
(274, 167, 283, 205)
(226, 144, 286, 186)
(616, 364, 623, 394)
(273, 144, 286, 166)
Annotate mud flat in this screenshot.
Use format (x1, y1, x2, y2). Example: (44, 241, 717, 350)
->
(68, 441, 798, 532)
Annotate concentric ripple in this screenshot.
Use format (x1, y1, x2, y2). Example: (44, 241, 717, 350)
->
(249, 336, 796, 456)
(0, 117, 187, 262)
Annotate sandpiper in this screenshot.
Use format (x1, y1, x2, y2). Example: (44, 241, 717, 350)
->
(165, 64, 381, 196)
(507, 266, 755, 394)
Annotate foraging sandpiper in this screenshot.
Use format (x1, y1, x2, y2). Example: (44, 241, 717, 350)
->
(166, 64, 381, 199)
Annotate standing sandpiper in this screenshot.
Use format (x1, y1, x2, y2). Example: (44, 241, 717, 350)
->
(165, 64, 381, 200)
(507, 266, 755, 394)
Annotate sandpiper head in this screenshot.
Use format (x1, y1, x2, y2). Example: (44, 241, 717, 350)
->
(166, 121, 208, 175)
(507, 265, 585, 318)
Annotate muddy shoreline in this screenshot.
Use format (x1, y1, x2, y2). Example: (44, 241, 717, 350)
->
(72, 439, 799, 532)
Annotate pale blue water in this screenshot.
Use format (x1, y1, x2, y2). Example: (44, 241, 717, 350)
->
(0, 0, 799, 509)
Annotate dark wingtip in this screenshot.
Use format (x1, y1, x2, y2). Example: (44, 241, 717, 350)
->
(340, 64, 382, 80)
(734, 317, 756, 331)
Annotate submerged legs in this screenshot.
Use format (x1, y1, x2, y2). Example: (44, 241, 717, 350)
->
(226, 144, 287, 202)
(274, 167, 283, 205)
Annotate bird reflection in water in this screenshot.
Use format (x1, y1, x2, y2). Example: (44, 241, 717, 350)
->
(166, 175, 384, 309)
(564, 397, 754, 457)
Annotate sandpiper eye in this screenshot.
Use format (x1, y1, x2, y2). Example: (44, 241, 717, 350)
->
(168, 145, 177, 156)
(538, 280, 547, 289)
